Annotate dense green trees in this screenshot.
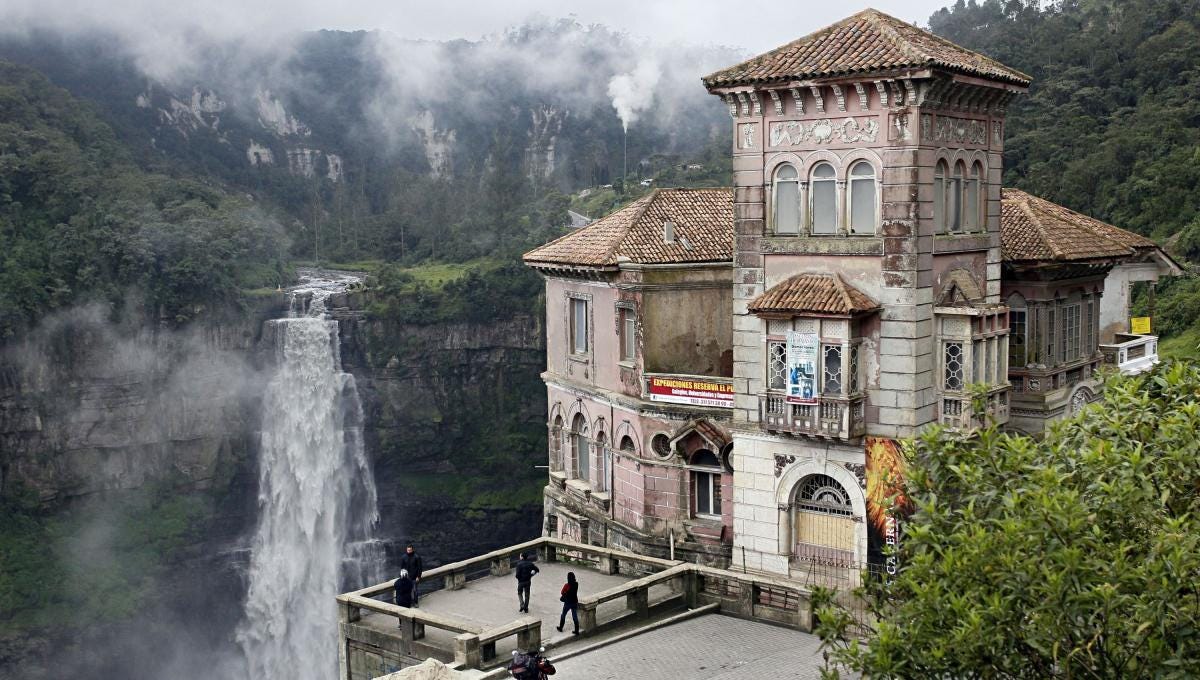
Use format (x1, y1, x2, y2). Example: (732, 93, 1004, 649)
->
(0, 62, 289, 337)
(816, 362, 1200, 678)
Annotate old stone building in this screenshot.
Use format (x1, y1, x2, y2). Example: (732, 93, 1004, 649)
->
(524, 8, 1175, 580)
(523, 188, 737, 565)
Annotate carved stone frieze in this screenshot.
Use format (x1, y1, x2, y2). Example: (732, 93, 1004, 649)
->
(854, 83, 869, 110)
(774, 453, 797, 477)
(843, 462, 866, 489)
(768, 117, 879, 147)
(737, 91, 751, 117)
(888, 112, 912, 141)
(931, 115, 988, 145)
(750, 92, 763, 116)
(992, 120, 1003, 146)
(739, 122, 758, 149)
(725, 93, 738, 118)
(920, 113, 932, 140)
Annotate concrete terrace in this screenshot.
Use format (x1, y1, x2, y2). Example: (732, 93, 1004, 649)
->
(338, 538, 821, 680)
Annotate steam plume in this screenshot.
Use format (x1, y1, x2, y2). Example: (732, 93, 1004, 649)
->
(607, 58, 661, 133)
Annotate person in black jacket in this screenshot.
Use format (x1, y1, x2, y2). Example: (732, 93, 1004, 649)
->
(398, 543, 423, 607)
(556, 571, 579, 635)
(514, 552, 540, 613)
(394, 569, 415, 610)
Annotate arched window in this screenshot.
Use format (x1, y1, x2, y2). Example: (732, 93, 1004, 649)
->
(933, 160, 948, 232)
(773, 164, 800, 235)
(810, 163, 837, 235)
(571, 413, 589, 483)
(949, 161, 965, 232)
(593, 430, 609, 492)
(619, 435, 636, 454)
(792, 474, 856, 566)
(689, 449, 722, 518)
(966, 162, 983, 231)
(848, 161, 876, 235)
(550, 415, 564, 472)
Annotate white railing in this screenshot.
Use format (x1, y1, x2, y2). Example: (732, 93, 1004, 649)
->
(1100, 334, 1158, 375)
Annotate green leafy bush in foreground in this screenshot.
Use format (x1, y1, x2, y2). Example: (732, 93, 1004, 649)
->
(817, 361, 1200, 678)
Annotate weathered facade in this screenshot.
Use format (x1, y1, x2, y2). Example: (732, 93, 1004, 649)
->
(524, 188, 738, 566)
(524, 8, 1175, 583)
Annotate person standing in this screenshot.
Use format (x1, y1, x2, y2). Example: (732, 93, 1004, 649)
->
(556, 572, 579, 635)
(394, 569, 414, 609)
(514, 552, 540, 613)
(398, 543, 424, 607)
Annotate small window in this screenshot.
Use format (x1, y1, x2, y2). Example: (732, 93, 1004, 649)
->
(594, 432, 608, 492)
(944, 342, 964, 391)
(691, 449, 722, 518)
(570, 298, 588, 354)
(810, 163, 837, 234)
(1009, 310, 1027, 367)
(1086, 299, 1095, 357)
(848, 161, 876, 235)
(1045, 308, 1056, 365)
(1064, 304, 1081, 362)
(849, 343, 860, 394)
(619, 306, 636, 362)
(767, 339, 787, 390)
(795, 474, 853, 516)
(773, 164, 800, 234)
(550, 415, 564, 471)
(694, 470, 720, 517)
(966, 162, 983, 231)
(822, 344, 843, 395)
(949, 162, 965, 232)
(934, 161, 948, 232)
(619, 435, 636, 454)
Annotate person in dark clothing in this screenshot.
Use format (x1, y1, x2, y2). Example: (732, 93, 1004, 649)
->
(514, 552, 540, 613)
(556, 571, 579, 635)
(394, 569, 415, 610)
(398, 543, 423, 607)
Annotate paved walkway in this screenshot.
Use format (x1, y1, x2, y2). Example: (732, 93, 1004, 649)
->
(357, 562, 677, 659)
(551, 614, 833, 679)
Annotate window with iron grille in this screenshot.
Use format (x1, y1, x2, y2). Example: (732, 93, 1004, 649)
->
(1045, 308, 1056, 365)
(822, 345, 843, 395)
(767, 340, 787, 390)
(795, 474, 853, 516)
(849, 344, 860, 394)
(944, 342, 964, 391)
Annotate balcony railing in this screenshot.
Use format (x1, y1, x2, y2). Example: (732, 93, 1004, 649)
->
(939, 387, 1009, 429)
(760, 393, 866, 440)
(1100, 334, 1159, 375)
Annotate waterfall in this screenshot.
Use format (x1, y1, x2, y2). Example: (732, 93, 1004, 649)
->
(236, 270, 382, 680)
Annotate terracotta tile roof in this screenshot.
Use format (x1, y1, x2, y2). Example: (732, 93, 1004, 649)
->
(1000, 188, 1157, 263)
(523, 188, 733, 267)
(702, 8, 1030, 89)
(749, 273, 879, 316)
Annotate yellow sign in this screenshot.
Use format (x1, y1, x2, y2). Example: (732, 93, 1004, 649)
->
(1131, 317, 1152, 335)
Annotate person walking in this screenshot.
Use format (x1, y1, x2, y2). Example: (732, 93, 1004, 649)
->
(398, 543, 424, 607)
(394, 569, 415, 609)
(514, 551, 540, 613)
(556, 572, 579, 635)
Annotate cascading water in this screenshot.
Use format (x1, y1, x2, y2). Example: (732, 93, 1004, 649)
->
(236, 270, 383, 680)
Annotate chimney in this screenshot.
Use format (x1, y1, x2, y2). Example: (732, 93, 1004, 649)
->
(663, 220, 676, 244)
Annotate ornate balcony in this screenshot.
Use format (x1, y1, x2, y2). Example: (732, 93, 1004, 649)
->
(938, 387, 1010, 429)
(760, 393, 866, 441)
(1100, 333, 1159, 375)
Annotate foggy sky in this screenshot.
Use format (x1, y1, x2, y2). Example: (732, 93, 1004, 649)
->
(3, 0, 952, 56)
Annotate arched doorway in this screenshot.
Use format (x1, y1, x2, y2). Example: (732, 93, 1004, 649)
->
(792, 474, 856, 568)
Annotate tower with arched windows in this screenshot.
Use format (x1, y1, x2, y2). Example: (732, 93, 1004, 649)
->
(703, 8, 1031, 578)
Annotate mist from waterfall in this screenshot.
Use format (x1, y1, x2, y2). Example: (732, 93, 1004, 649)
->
(236, 271, 382, 680)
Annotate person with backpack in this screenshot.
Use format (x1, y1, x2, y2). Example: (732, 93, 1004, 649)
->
(394, 569, 415, 609)
(514, 552, 540, 613)
(398, 543, 424, 607)
(556, 572, 579, 635)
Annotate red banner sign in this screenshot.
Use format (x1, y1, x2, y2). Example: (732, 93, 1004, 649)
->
(647, 376, 734, 408)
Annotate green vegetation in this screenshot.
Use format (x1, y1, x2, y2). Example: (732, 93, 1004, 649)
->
(816, 361, 1200, 677)
(366, 258, 544, 327)
(0, 62, 289, 337)
(930, 0, 1200, 357)
(0, 482, 208, 633)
